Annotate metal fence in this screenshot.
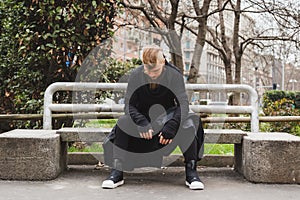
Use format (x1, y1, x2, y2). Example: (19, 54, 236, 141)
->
(43, 82, 259, 132)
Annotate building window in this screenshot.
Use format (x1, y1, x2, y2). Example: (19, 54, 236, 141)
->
(185, 63, 190, 71)
(186, 40, 191, 49)
(185, 52, 190, 59)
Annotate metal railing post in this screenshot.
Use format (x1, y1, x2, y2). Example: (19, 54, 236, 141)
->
(249, 86, 259, 132)
(43, 83, 56, 129)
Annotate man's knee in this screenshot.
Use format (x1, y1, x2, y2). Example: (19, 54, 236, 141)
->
(117, 115, 133, 129)
(116, 115, 138, 137)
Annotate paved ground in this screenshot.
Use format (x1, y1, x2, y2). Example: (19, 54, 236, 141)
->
(0, 165, 300, 200)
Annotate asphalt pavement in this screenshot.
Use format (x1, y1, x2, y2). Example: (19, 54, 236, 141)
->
(0, 165, 299, 200)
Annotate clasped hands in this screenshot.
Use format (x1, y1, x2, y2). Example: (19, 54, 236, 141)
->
(139, 129, 172, 145)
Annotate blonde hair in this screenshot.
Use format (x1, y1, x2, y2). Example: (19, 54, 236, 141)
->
(142, 45, 165, 69)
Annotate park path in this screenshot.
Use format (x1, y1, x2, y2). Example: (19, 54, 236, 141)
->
(1, 166, 299, 200)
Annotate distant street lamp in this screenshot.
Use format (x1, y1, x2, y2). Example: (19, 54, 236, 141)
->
(289, 79, 298, 91)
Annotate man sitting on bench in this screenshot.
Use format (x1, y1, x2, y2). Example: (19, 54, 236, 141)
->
(102, 45, 205, 190)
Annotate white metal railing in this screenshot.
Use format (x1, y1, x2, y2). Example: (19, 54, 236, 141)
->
(43, 82, 259, 132)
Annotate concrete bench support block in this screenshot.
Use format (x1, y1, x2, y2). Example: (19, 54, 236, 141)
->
(243, 132, 300, 183)
(0, 129, 67, 180)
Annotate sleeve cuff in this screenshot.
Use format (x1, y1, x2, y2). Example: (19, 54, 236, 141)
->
(137, 123, 152, 133)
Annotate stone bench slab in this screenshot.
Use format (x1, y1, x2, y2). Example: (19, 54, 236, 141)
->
(57, 128, 247, 144)
(0, 129, 66, 180)
(243, 132, 300, 183)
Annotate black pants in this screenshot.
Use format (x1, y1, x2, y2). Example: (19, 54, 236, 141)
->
(111, 115, 204, 170)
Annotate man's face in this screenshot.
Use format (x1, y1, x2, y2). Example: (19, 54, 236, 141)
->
(144, 62, 165, 80)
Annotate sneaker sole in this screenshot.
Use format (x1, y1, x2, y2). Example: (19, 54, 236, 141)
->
(185, 181, 204, 190)
(102, 180, 124, 189)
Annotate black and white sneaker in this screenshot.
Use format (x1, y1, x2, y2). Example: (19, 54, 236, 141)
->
(185, 176, 204, 190)
(102, 169, 124, 189)
(185, 160, 204, 190)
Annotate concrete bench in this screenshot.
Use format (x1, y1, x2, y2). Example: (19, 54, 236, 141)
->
(2, 128, 300, 184)
(3, 82, 300, 183)
(57, 127, 247, 173)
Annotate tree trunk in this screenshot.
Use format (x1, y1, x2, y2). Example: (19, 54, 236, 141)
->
(188, 25, 205, 83)
(170, 52, 184, 72)
(232, 0, 241, 105)
(167, 30, 184, 72)
(224, 61, 233, 84)
(188, 0, 211, 83)
(218, 0, 233, 84)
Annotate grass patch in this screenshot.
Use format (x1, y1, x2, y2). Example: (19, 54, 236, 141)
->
(67, 143, 234, 155)
(68, 143, 103, 152)
(170, 144, 233, 155)
(86, 119, 117, 128)
(204, 144, 234, 155)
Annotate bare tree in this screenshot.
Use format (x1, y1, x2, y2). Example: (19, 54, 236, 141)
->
(205, 0, 233, 84)
(203, 0, 300, 104)
(120, 0, 217, 76)
(184, 0, 212, 83)
(120, 0, 184, 71)
(119, 0, 300, 97)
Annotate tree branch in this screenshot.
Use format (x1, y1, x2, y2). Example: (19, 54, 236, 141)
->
(120, 0, 159, 28)
(147, 0, 168, 25)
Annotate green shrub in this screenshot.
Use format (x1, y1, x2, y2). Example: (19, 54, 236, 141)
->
(263, 90, 300, 108)
(0, 0, 121, 129)
(262, 91, 300, 135)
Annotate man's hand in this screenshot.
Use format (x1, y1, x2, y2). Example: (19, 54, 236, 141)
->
(140, 129, 153, 140)
(159, 132, 173, 145)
